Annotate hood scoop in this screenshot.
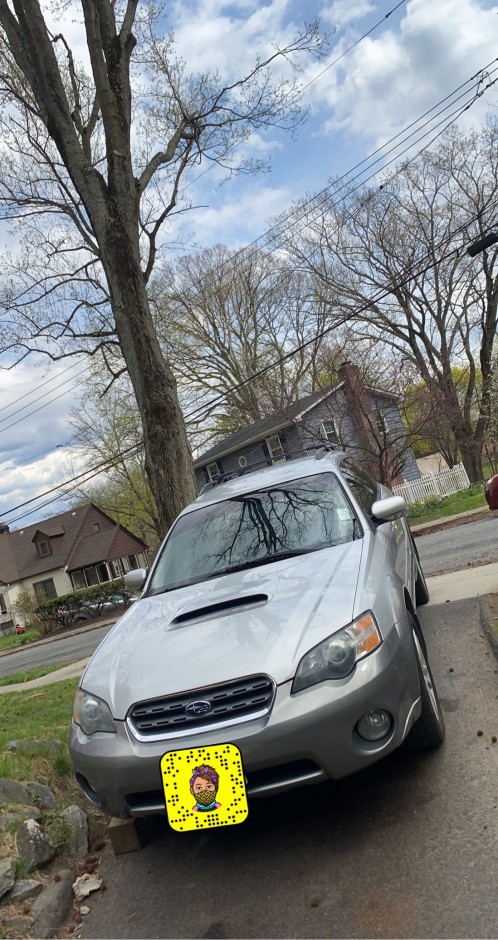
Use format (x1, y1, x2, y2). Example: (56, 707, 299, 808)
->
(171, 593, 269, 627)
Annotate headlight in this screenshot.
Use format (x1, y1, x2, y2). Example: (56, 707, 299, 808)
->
(73, 688, 116, 736)
(292, 612, 382, 693)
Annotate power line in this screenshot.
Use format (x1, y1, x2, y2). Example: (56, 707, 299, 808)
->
(1, 57, 496, 468)
(1, 57, 494, 438)
(0, 367, 87, 429)
(3, 198, 495, 525)
(0, 358, 83, 415)
(178, 1, 408, 196)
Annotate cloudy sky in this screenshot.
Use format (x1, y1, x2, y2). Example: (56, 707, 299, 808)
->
(0, 0, 497, 527)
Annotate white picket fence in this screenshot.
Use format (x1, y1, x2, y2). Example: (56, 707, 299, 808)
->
(392, 463, 471, 505)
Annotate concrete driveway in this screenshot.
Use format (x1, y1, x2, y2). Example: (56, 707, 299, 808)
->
(75, 595, 498, 940)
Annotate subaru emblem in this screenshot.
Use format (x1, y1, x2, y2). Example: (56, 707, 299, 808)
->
(185, 700, 212, 717)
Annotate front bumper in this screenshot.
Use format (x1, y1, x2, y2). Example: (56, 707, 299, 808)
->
(70, 616, 420, 818)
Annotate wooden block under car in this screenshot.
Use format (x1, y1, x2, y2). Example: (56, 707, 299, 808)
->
(107, 817, 143, 854)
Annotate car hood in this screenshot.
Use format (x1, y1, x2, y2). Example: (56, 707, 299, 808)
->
(82, 540, 364, 718)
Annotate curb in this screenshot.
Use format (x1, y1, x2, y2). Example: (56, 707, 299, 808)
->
(411, 506, 494, 536)
(479, 596, 498, 664)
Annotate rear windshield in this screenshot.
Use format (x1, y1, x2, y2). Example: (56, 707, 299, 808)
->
(147, 472, 360, 595)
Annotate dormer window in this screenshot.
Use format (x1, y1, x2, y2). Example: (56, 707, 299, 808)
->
(38, 539, 51, 557)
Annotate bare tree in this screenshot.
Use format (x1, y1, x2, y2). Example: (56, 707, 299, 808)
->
(64, 382, 161, 548)
(152, 245, 330, 436)
(281, 123, 498, 482)
(0, 0, 325, 533)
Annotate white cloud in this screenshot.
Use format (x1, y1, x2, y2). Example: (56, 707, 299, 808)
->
(0, 359, 87, 524)
(312, 0, 498, 145)
(323, 0, 375, 28)
(187, 184, 292, 246)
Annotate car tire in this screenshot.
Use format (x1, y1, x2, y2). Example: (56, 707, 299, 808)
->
(407, 621, 445, 751)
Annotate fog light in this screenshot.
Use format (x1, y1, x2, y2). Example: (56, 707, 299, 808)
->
(357, 709, 392, 741)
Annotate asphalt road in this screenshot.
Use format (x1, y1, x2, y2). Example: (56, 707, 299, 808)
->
(75, 596, 498, 939)
(0, 624, 111, 678)
(416, 515, 497, 576)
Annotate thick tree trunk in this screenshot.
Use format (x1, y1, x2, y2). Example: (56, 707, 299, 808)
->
(457, 437, 483, 484)
(102, 235, 197, 536)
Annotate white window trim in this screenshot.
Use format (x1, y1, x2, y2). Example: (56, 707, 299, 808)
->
(266, 434, 286, 463)
(206, 461, 221, 482)
(321, 419, 337, 443)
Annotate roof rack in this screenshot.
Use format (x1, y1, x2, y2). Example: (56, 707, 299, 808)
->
(198, 444, 338, 495)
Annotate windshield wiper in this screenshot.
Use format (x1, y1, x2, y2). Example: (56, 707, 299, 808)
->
(211, 546, 330, 577)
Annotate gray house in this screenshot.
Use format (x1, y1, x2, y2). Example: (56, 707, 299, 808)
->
(194, 362, 420, 489)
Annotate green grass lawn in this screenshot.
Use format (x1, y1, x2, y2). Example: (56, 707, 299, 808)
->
(0, 679, 78, 787)
(0, 627, 41, 653)
(407, 484, 487, 525)
(0, 664, 68, 687)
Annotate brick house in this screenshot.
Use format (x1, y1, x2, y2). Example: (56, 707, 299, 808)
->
(0, 503, 148, 634)
(194, 361, 421, 490)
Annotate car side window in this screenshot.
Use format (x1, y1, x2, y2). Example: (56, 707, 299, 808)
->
(340, 460, 379, 518)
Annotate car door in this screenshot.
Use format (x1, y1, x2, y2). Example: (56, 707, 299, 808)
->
(340, 460, 410, 595)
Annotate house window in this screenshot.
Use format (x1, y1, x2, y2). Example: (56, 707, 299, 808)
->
(96, 563, 110, 583)
(70, 570, 86, 591)
(206, 461, 221, 482)
(374, 411, 389, 436)
(110, 560, 122, 579)
(83, 566, 99, 587)
(33, 578, 57, 603)
(93, 522, 101, 533)
(38, 540, 51, 557)
(266, 435, 286, 463)
(321, 419, 338, 444)
(0, 594, 6, 614)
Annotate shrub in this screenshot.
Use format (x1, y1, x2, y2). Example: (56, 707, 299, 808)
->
(11, 586, 41, 630)
(35, 577, 130, 630)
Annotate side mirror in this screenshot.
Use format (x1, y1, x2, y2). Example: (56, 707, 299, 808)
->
(124, 568, 148, 591)
(371, 495, 407, 522)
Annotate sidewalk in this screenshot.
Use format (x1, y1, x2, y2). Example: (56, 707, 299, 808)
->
(427, 561, 498, 606)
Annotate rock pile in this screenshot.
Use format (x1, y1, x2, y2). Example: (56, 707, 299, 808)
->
(0, 756, 107, 939)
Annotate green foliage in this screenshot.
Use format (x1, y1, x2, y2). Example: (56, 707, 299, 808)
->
(44, 813, 70, 851)
(53, 752, 72, 777)
(35, 577, 129, 631)
(407, 485, 486, 524)
(10, 586, 41, 630)
(0, 628, 40, 653)
(0, 664, 65, 687)
(0, 680, 78, 795)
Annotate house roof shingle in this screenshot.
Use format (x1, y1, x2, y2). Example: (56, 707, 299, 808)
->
(0, 503, 147, 586)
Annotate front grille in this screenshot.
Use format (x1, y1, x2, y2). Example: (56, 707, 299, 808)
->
(127, 674, 275, 739)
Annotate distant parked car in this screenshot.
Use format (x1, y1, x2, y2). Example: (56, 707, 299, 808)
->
(15, 623, 26, 635)
(485, 474, 498, 510)
(71, 592, 132, 623)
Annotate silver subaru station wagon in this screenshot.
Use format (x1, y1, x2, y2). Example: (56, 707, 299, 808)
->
(69, 449, 445, 819)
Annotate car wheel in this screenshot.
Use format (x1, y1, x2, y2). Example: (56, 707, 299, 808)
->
(407, 620, 445, 751)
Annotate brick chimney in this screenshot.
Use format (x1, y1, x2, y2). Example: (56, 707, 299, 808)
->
(337, 361, 376, 448)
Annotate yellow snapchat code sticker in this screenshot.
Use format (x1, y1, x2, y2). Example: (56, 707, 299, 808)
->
(160, 743, 248, 832)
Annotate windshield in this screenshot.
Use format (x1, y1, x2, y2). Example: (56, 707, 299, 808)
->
(148, 472, 360, 594)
